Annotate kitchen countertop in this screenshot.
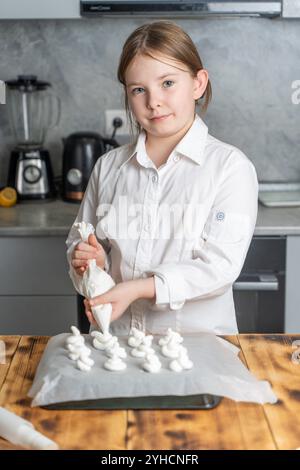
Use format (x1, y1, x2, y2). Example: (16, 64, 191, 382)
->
(0, 334, 300, 450)
(0, 199, 300, 236)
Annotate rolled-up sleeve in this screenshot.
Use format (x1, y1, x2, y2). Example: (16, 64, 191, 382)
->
(145, 154, 258, 311)
(65, 158, 111, 296)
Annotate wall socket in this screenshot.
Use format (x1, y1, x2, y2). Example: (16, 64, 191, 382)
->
(105, 109, 130, 137)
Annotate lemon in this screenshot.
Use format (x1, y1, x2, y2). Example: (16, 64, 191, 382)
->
(0, 187, 17, 207)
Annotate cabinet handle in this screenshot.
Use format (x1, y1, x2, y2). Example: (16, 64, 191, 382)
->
(233, 274, 279, 291)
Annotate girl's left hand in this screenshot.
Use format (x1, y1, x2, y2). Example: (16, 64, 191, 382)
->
(85, 278, 155, 324)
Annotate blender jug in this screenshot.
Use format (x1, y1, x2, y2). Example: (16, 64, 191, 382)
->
(6, 75, 61, 148)
(6, 75, 60, 201)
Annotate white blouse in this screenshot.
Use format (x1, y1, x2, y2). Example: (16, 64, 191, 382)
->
(66, 114, 258, 335)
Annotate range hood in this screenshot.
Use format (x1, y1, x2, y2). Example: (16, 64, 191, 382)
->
(80, 1, 282, 18)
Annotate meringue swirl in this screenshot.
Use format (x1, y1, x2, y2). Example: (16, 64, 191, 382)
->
(91, 331, 118, 351)
(104, 353, 127, 371)
(65, 325, 94, 372)
(131, 334, 155, 358)
(128, 327, 145, 348)
(142, 353, 162, 373)
(169, 348, 194, 372)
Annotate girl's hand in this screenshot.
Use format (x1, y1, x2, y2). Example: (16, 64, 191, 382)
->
(84, 278, 155, 325)
(71, 234, 106, 276)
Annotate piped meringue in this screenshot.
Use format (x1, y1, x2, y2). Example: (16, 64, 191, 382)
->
(66, 335, 85, 346)
(77, 353, 95, 372)
(158, 328, 183, 347)
(142, 353, 162, 373)
(131, 335, 155, 358)
(161, 342, 187, 359)
(65, 326, 94, 372)
(104, 353, 127, 371)
(91, 331, 118, 350)
(67, 343, 91, 360)
(159, 329, 186, 359)
(105, 343, 127, 359)
(70, 325, 81, 336)
(128, 328, 145, 348)
(169, 348, 193, 372)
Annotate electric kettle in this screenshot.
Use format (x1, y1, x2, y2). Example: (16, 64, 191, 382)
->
(62, 132, 118, 203)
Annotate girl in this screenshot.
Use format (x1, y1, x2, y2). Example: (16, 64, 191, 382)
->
(66, 21, 258, 335)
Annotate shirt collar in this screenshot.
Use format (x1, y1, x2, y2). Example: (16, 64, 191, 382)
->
(119, 113, 208, 170)
(175, 113, 208, 166)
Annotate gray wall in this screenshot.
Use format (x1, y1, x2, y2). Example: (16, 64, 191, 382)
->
(0, 17, 300, 186)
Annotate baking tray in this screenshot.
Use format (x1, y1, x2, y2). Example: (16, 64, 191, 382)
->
(43, 394, 222, 410)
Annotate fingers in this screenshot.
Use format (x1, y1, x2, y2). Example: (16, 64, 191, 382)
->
(76, 241, 98, 254)
(74, 266, 86, 276)
(71, 259, 87, 274)
(73, 250, 99, 261)
(72, 240, 104, 266)
(84, 299, 97, 325)
(88, 234, 101, 249)
(72, 258, 87, 267)
(89, 292, 110, 307)
(84, 298, 92, 310)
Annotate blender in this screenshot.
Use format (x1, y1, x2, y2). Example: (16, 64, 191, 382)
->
(6, 75, 61, 201)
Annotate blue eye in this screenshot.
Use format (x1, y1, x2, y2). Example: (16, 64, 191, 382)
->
(163, 80, 174, 88)
(132, 87, 145, 95)
(131, 81, 174, 94)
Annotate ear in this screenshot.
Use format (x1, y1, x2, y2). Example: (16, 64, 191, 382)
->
(193, 69, 209, 101)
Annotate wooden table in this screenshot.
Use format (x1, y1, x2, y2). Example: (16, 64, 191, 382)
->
(1, 334, 300, 450)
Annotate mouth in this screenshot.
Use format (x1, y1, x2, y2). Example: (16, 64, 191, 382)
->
(150, 113, 172, 122)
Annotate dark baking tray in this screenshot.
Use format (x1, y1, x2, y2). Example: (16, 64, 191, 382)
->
(43, 394, 222, 410)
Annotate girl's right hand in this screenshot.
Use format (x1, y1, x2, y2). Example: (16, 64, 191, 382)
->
(71, 234, 106, 276)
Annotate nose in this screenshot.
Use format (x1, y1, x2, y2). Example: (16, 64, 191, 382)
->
(146, 90, 162, 110)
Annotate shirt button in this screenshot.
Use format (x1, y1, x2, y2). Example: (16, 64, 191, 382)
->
(173, 155, 180, 163)
(152, 175, 158, 183)
(216, 211, 225, 221)
(144, 224, 150, 232)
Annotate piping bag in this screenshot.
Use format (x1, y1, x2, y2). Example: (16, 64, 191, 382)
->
(0, 407, 59, 450)
(74, 222, 115, 335)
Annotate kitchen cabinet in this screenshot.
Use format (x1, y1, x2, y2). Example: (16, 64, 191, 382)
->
(234, 236, 286, 334)
(285, 236, 300, 332)
(0, 236, 77, 335)
(0, 296, 76, 335)
(0, 0, 80, 19)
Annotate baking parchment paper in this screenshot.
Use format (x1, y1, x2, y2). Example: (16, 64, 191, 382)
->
(28, 333, 277, 407)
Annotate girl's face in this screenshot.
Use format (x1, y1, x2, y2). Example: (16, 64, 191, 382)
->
(125, 53, 208, 139)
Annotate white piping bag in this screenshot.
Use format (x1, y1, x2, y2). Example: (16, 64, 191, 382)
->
(0, 407, 59, 450)
(74, 222, 115, 335)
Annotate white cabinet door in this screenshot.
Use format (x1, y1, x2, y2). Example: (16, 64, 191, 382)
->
(0, 0, 80, 19)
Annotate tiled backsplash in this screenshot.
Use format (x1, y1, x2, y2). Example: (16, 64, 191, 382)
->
(0, 17, 300, 185)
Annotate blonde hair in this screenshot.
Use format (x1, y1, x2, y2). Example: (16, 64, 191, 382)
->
(117, 20, 212, 136)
